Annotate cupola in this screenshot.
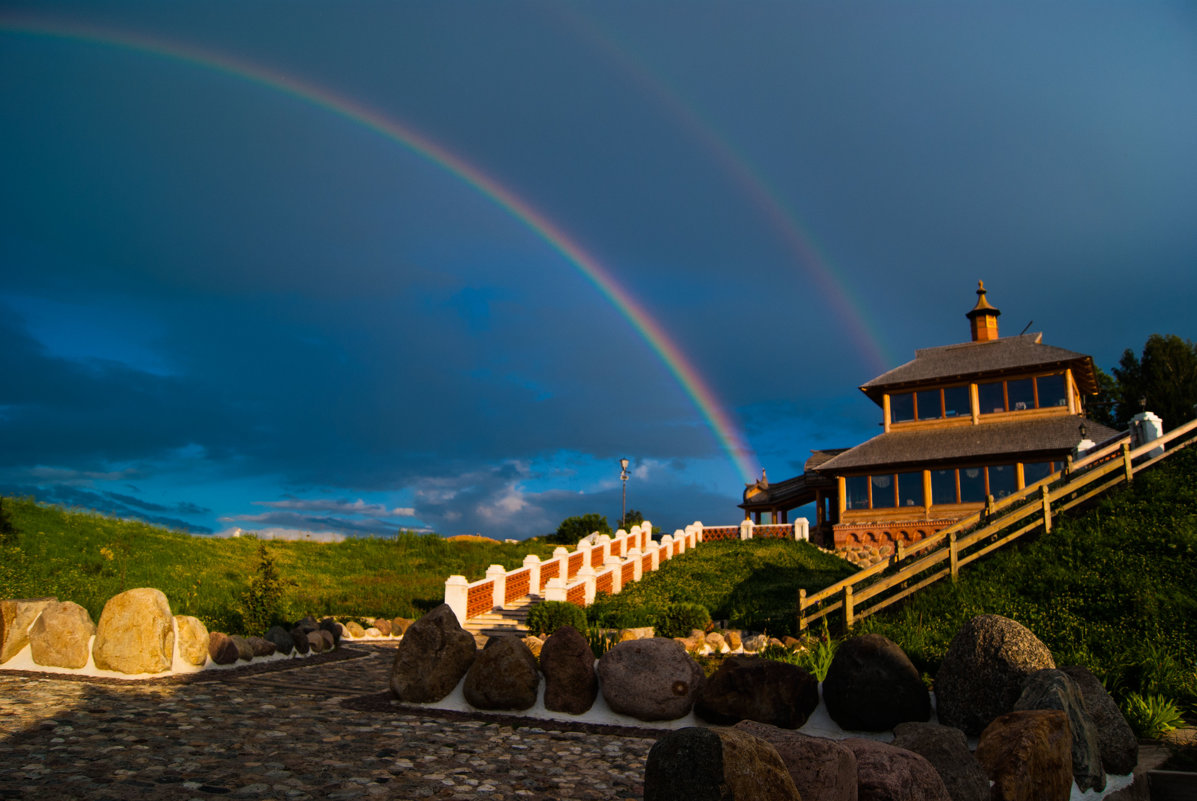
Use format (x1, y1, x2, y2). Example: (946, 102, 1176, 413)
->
(966, 281, 1001, 342)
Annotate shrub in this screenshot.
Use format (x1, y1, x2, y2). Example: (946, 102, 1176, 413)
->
(526, 601, 588, 637)
(655, 602, 711, 638)
(1122, 692, 1185, 739)
(240, 543, 291, 635)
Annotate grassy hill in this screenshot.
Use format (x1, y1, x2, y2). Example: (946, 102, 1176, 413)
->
(858, 445, 1197, 710)
(0, 498, 558, 634)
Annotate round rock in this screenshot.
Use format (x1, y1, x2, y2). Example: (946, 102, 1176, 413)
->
(389, 604, 477, 703)
(463, 635, 540, 711)
(695, 655, 819, 728)
(540, 625, 597, 715)
(823, 633, 930, 731)
(598, 637, 704, 721)
(29, 600, 95, 669)
(91, 588, 176, 674)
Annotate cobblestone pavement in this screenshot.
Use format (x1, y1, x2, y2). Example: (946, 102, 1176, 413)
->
(0, 644, 655, 801)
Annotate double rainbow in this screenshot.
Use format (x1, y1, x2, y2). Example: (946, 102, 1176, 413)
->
(1, 14, 760, 481)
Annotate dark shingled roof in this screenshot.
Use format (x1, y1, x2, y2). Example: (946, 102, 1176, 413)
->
(818, 415, 1121, 473)
(861, 333, 1097, 402)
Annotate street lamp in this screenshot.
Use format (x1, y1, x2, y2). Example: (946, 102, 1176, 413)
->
(620, 458, 630, 529)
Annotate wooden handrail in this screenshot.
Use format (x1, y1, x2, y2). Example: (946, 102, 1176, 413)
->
(798, 415, 1197, 633)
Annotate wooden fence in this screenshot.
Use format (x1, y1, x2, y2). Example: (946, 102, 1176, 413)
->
(799, 416, 1197, 632)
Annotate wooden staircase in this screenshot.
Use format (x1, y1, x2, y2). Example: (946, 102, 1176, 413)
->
(462, 594, 540, 638)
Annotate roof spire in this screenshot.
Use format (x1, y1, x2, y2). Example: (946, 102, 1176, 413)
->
(966, 280, 1001, 342)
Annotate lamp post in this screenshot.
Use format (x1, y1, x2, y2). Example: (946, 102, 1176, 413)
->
(620, 458, 630, 529)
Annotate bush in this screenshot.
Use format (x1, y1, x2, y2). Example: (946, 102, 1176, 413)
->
(240, 543, 291, 635)
(1123, 692, 1185, 739)
(526, 601, 588, 637)
(655, 602, 711, 638)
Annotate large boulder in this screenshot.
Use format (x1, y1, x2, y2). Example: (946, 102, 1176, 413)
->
(823, 634, 930, 731)
(91, 588, 175, 674)
(174, 615, 210, 667)
(891, 722, 989, 801)
(694, 655, 819, 728)
(389, 604, 477, 703)
(645, 727, 802, 801)
(735, 721, 858, 801)
(934, 614, 1055, 736)
(208, 632, 240, 665)
(1060, 665, 1138, 775)
(539, 625, 597, 715)
(462, 636, 540, 711)
(0, 597, 56, 663)
(228, 635, 254, 661)
(29, 601, 95, 669)
(842, 738, 951, 801)
(1015, 669, 1105, 792)
(975, 710, 1073, 801)
(598, 638, 704, 721)
(264, 625, 295, 656)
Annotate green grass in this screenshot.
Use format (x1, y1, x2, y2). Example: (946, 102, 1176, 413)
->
(856, 445, 1197, 709)
(0, 498, 558, 635)
(586, 538, 856, 636)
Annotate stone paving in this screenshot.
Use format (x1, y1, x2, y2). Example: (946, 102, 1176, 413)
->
(0, 644, 655, 801)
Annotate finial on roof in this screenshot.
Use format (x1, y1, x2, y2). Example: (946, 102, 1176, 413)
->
(966, 281, 1001, 342)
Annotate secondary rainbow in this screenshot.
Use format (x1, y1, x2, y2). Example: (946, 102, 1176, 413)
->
(0, 14, 759, 481)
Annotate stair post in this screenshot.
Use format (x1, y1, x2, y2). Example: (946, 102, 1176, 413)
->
(577, 566, 597, 605)
(844, 585, 854, 629)
(798, 589, 807, 632)
(673, 530, 686, 555)
(605, 556, 624, 593)
(1041, 485, 1052, 533)
(522, 555, 541, 601)
(949, 532, 959, 582)
(444, 575, 468, 624)
(659, 534, 673, 560)
(486, 564, 506, 609)
(628, 548, 643, 581)
(544, 577, 566, 603)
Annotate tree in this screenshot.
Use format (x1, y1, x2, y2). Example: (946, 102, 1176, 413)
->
(0, 499, 16, 546)
(548, 513, 611, 546)
(1107, 334, 1197, 431)
(618, 509, 645, 530)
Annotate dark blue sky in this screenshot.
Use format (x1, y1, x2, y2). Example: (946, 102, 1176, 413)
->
(2, 2, 1194, 541)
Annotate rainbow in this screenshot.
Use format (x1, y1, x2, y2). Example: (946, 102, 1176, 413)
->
(550, 6, 893, 374)
(0, 13, 760, 481)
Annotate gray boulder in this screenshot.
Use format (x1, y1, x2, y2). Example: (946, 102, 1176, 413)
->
(229, 635, 254, 661)
(1015, 668, 1105, 792)
(823, 634, 930, 731)
(734, 721, 858, 801)
(264, 625, 295, 656)
(843, 738, 951, 801)
(290, 627, 311, 654)
(463, 636, 540, 711)
(645, 727, 802, 801)
(29, 600, 95, 669)
(695, 655, 819, 728)
(0, 597, 56, 663)
(540, 625, 597, 715)
(1061, 665, 1138, 775)
(246, 636, 276, 657)
(934, 614, 1055, 736)
(389, 604, 477, 703)
(318, 617, 342, 646)
(892, 722, 989, 801)
(598, 638, 704, 721)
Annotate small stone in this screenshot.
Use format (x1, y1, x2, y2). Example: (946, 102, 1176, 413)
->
(373, 618, 392, 636)
(345, 621, 366, 638)
(246, 636, 276, 657)
(209, 632, 240, 665)
(174, 615, 210, 667)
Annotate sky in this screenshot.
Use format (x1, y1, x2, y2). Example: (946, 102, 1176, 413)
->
(1, 2, 1195, 542)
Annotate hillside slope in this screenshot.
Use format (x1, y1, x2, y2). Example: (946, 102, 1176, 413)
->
(0, 499, 557, 634)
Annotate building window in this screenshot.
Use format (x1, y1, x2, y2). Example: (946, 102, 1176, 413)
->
(1036, 374, 1068, 408)
(916, 390, 943, 421)
(989, 464, 1017, 499)
(959, 467, 987, 502)
(943, 385, 971, 418)
(897, 471, 924, 507)
(1006, 379, 1035, 412)
(978, 381, 1006, 414)
(931, 468, 958, 504)
(871, 474, 894, 508)
(890, 392, 915, 424)
(845, 475, 870, 510)
(1023, 460, 1058, 485)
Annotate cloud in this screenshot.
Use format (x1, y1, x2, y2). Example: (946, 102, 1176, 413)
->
(253, 498, 415, 517)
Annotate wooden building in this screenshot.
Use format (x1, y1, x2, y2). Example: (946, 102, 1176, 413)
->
(741, 283, 1119, 557)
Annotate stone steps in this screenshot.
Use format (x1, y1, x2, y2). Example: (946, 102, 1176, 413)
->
(462, 596, 541, 638)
